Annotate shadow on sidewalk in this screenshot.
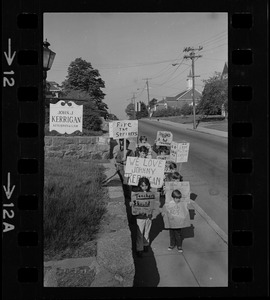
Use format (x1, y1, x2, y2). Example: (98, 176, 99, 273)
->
(133, 246, 160, 287)
(119, 181, 160, 287)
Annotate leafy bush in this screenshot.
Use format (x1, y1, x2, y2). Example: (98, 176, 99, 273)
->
(44, 158, 107, 258)
(179, 103, 193, 116)
(84, 113, 103, 131)
(153, 106, 182, 117)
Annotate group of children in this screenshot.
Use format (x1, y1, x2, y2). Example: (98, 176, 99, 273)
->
(114, 135, 190, 258)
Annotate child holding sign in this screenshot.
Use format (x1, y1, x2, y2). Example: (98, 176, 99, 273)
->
(137, 145, 149, 159)
(166, 171, 183, 182)
(131, 177, 153, 257)
(136, 136, 152, 158)
(115, 139, 134, 184)
(160, 189, 190, 253)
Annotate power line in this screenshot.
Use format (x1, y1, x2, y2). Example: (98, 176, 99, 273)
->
(199, 33, 227, 48)
(193, 30, 227, 48)
(154, 64, 191, 86)
(199, 42, 227, 54)
(152, 58, 186, 85)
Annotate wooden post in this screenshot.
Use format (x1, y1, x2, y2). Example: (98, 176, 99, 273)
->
(123, 138, 127, 163)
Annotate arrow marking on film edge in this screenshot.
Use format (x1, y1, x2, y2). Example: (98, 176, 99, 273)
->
(3, 172, 16, 200)
(4, 38, 16, 66)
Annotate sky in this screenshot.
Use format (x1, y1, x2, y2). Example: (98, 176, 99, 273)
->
(44, 13, 227, 119)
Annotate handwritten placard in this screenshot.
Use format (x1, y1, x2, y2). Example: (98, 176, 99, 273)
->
(170, 141, 190, 163)
(124, 157, 166, 188)
(164, 181, 190, 203)
(162, 201, 191, 229)
(109, 120, 138, 139)
(131, 191, 160, 216)
(156, 131, 173, 146)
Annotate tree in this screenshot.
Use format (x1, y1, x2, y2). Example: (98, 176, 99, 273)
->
(62, 58, 108, 116)
(180, 103, 193, 116)
(61, 89, 104, 132)
(197, 72, 228, 116)
(107, 113, 118, 120)
(136, 102, 148, 119)
(149, 98, 158, 109)
(125, 102, 135, 120)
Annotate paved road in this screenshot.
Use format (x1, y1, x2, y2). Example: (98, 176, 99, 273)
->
(136, 119, 228, 234)
(124, 119, 228, 287)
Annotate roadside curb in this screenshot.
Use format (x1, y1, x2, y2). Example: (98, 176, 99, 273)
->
(190, 200, 228, 244)
(149, 119, 228, 138)
(186, 127, 228, 138)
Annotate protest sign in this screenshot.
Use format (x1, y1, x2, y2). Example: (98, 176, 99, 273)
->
(156, 155, 170, 161)
(162, 201, 191, 229)
(109, 120, 138, 139)
(156, 131, 173, 146)
(170, 141, 190, 163)
(124, 157, 166, 188)
(164, 181, 190, 203)
(49, 101, 83, 134)
(131, 191, 160, 216)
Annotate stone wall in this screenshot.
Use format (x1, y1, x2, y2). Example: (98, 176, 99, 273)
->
(45, 135, 111, 160)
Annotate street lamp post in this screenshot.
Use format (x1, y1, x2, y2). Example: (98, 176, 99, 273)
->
(43, 39, 56, 93)
(43, 39, 55, 131)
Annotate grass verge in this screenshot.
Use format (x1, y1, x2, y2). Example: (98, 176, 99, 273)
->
(44, 158, 108, 261)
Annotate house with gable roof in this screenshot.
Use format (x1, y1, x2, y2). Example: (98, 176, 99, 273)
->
(46, 81, 62, 99)
(158, 70, 202, 110)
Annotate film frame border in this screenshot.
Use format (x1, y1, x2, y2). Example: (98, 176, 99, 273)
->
(1, 0, 268, 298)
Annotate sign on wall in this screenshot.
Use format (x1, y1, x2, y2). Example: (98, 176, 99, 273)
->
(156, 131, 173, 146)
(124, 157, 166, 188)
(170, 141, 190, 163)
(164, 181, 191, 203)
(131, 191, 160, 216)
(49, 101, 83, 134)
(109, 120, 138, 139)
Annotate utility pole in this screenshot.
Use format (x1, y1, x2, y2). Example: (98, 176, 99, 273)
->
(183, 46, 203, 129)
(132, 92, 136, 120)
(142, 78, 151, 118)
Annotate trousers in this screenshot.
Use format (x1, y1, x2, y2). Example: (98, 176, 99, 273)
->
(136, 218, 152, 251)
(169, 228, 183, 247)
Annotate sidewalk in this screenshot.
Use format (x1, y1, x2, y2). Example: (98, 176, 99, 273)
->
(153, 119, 228, 138)
(133, 199, 228, 287)
(104, 162, 228, 287)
